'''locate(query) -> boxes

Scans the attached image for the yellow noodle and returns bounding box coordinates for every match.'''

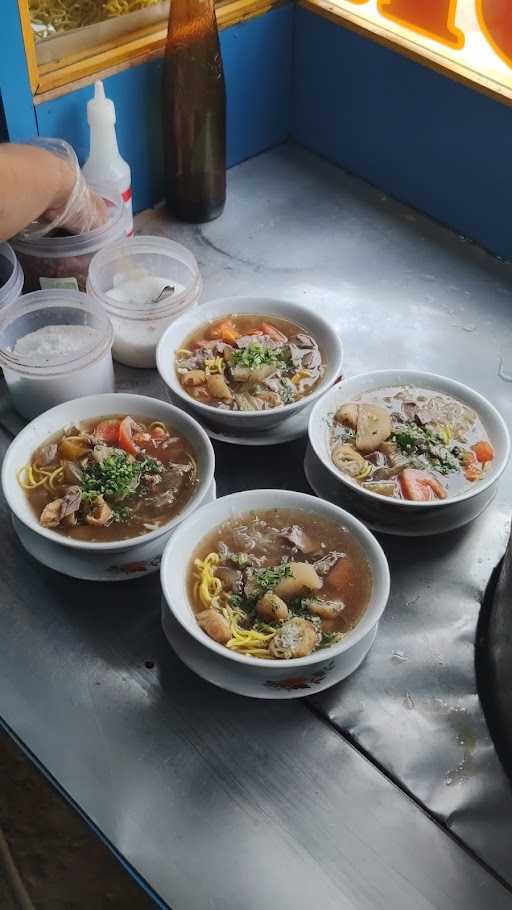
[193,553,222,610]
[17,463,64,491]
[222,605,275,658]
[204,356,225,375]
[193,555,277,658]
[291,369,312,385]
[149,421,168,432]
[29,0,160,32]
[356,462,372,481]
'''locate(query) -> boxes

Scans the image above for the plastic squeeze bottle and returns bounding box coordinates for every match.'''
[82,80,133,236]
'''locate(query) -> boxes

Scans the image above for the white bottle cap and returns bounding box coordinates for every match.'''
[87,80,116,126]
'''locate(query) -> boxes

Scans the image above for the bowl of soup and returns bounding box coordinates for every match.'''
[2,393,215,579]
[160,489,390,697]
[307,370,510,536]
[156,297,344,432]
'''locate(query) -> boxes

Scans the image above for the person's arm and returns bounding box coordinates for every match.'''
[0,143,107,242]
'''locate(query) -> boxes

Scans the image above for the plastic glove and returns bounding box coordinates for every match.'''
[19,138,108,239]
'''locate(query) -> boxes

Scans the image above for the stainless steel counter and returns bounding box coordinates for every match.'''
[1,144,512,908]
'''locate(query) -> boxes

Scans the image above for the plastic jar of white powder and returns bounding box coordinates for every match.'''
[87,235,202,368]
[0,289,115,419]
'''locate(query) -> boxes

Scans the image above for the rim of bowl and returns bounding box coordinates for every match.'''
[308,369,511,509]
[156,296,344,421]
[160,489,391,669]
[2,393,215,552]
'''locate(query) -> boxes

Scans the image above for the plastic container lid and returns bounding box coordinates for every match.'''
[0,243,24,308]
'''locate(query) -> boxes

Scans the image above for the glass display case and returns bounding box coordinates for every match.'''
[19,0,170,94]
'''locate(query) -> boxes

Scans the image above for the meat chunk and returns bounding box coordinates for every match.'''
[335,403,359,429]
[40,498,65,528]
[307,599,345,620]
[61,485,82,517]
[256,591,289,622]
[197,609,231,644]
[62,460,83,484]
[313,551,345,577]
[85,495,113,526]
[281,525,317,554]
[331,443,369,478]
[355,404,392,453]
[39,485,82,528]
[36,442,58,466]
[269,618,319,659]
[182,369,207,387]
[230,363,276,383]
[206,373,232,400]
[215,566,243,595]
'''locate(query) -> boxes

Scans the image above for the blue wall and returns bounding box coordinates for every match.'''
[0,1,38,139]
[34,4,293,213]
[292,6,512,260]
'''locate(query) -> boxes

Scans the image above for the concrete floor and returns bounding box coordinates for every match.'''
[0,731,154,909]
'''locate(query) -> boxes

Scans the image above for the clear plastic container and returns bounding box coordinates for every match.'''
[87,235,202,368]
[0,289,115,419]
[11,194,127,294]
[0,243,24,308]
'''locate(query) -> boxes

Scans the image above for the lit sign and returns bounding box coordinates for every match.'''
[344,0,512,68]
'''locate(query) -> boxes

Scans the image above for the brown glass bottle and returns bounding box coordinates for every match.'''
[162,0,226,223]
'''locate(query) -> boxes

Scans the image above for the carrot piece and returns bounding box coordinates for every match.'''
[95,419,120,444]
[400,468,447,501]
[261,322,287,343]
[472,440,495,464]
[210,320,239,344]
[118,416,140,455]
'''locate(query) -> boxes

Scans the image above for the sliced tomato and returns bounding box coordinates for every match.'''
[472,440,495,464]
[118,416,140,455]
[95,419,120,444]
[400,468,447,501]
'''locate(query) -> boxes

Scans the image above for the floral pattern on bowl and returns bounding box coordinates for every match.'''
[264,660,335,691]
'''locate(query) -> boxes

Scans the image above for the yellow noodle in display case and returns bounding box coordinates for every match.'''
[29,0,161,33]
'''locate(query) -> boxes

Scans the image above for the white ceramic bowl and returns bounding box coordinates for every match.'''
[307,370,511,537]
[2,393,215,575]
[160,489,390,698]
[156,296,344,432]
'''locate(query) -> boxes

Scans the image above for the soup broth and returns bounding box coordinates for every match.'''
[188,508,372,660]
[329,385,495,501]
[19,414,198,542]
[176,313,325,411]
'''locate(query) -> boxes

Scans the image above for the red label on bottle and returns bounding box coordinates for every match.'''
[122,187,133,203]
